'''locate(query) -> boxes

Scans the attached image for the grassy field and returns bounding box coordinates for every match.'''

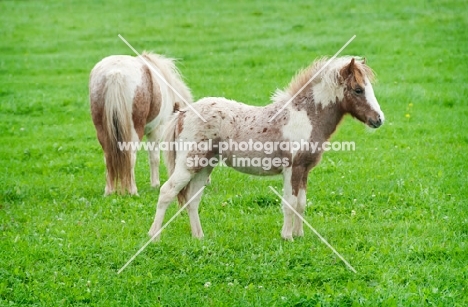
[1,0,467,306]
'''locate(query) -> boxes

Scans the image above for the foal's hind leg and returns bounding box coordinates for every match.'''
[146,126,161,189]
[184,167,213,238]
[292,168,312,237]
[148,166,192,240]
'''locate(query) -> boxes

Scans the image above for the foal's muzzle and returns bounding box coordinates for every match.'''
[368,114,384,128]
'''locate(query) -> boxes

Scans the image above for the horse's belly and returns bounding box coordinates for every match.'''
[232,166,283,176]
[220,152,286,176]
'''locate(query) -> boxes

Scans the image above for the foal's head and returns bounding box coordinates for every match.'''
[339,58,384,128]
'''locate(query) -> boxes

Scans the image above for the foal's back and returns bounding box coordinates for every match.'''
[180,97,281,140]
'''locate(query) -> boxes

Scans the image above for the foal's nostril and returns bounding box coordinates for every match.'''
[369,116,383,128]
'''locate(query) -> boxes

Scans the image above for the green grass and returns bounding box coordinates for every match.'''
[1,0,468,305]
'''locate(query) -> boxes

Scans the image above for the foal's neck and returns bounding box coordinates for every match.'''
[313,102,345,141]
[285,96,345,142]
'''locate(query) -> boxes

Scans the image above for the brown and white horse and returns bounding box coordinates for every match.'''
[89,52,192,195]
[148,56,384,240]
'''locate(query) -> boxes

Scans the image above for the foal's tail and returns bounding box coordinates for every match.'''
[161,114,178,177]
[161,113,189,205]
[103,70,133,193]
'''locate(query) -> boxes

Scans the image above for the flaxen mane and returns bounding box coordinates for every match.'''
[273,56,376,105]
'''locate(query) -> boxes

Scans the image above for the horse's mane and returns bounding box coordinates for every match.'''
[141,51,193,106]
[273,56,375,104]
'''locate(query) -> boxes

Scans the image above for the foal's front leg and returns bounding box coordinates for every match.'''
[292,188,306,237]
[292,168,312,237]
[281,167,297,240]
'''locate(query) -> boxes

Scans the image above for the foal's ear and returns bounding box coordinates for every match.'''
[340,58,356,80]
[362,57,367,64]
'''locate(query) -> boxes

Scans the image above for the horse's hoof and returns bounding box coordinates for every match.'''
[148,231,161,242]
[293,230,304,237]
[192,233,204,239]
[104,188,114,196]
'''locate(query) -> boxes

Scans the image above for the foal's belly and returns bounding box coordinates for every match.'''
[231,165,283,176]
[220,152,286,176]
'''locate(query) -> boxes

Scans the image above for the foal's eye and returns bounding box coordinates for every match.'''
[354,87,364,94]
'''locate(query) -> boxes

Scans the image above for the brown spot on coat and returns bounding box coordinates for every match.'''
[132,66,153,139]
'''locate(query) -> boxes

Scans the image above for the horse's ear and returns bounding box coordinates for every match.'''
[362,57,367,64]
[340,58,356,80]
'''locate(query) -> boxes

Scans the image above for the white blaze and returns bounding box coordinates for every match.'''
[364,77,384,121]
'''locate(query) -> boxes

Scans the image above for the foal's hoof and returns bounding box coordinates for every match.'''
[192,232,204,239]
[147,230,161,242]
[151,181,160,189]
[292,229,304,237]
[281,234,294,242]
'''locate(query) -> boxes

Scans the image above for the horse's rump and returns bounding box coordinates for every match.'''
[90,52,193,195]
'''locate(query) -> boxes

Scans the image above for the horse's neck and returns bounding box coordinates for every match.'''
[261,96,344,142]
[287,98,345,142]
[313,103,345,141]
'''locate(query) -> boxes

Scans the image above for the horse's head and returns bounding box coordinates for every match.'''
[339,58,384,128]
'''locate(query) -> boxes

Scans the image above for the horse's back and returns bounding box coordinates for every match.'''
[188,97,260,119]
[176,97,277,142]
[90,55,146,98]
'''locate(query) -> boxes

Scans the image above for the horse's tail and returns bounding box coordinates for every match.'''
[103,70,133,193]
[161,112,189,206]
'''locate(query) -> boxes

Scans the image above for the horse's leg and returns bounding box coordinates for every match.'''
[292,187,307,237]
[104,153,115,196]
[128,129,139,195]
[96,126,114,195]
[146,126,161,189]
[184,167,212,238]
[293,166,311,237]
[104,155,114,195]
[281,167,297,240]
[148,165,192,241]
